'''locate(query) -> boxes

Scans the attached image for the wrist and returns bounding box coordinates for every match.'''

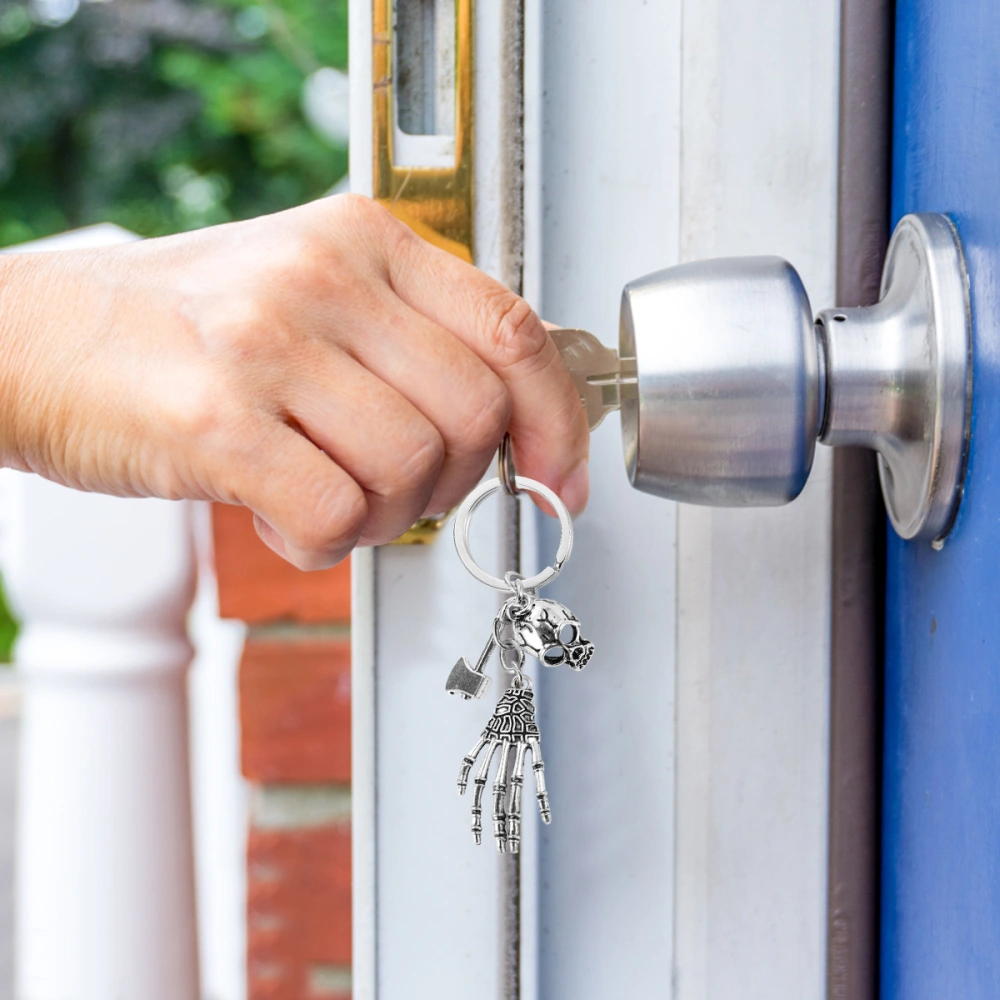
[0,251,105,477]
[0,253,45,471]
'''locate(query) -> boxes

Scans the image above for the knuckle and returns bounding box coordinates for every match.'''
[268,231,329,289]
[334,193,403,247]
[374,430,445,498]
[310,193,413,283]
[197,296,291,361]
[332,484,371,541]
[481,293,549,375]
[452,378,510,455]
[161,368,239,447]
[287,480,369,557]
[333,191,382,224]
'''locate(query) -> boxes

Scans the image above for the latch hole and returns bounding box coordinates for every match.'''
[394,0,455,138]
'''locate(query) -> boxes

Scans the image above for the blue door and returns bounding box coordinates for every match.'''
[884,3,1000,996]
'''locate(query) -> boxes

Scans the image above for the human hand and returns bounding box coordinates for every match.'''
[0,195,590,569]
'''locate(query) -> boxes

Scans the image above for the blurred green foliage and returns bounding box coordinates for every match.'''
[0,583,15,664]
[0,0,348,247]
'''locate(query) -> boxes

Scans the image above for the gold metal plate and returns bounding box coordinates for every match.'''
[373,0,474,262]
[391,511,455,546]
[375,0,474,543]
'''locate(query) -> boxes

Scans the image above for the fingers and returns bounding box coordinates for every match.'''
[492,742,512,854]
[228,422,368,571]
[335,299,510,516]
[472,742,499,846]
[283,348,446,545]
[508,743,528,855]
[528,737,551,824]
[385,220,591,515]
[458,735,488,795]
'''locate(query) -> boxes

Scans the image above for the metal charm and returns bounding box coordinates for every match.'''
[448,475,592,851]
[513,597,594,669]
[458,682,550,853]
[446,634,494,700]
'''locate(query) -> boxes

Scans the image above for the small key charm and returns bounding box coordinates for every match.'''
[448,474,593,852]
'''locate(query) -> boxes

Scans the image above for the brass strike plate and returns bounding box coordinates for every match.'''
[373,0,474,262]
[391,511,454,546]
[375,0,474,544]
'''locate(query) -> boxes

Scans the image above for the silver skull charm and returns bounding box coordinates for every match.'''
[512,598,594,670]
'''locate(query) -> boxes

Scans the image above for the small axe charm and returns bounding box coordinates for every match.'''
[445,634,494,700]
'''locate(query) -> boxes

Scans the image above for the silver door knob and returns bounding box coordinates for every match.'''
[618,212,972,542]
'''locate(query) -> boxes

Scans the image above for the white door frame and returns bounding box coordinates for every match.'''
[352,1,840,996]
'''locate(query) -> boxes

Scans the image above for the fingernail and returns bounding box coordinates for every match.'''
[558,460,590,516]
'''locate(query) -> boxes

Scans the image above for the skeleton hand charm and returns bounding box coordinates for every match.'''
[457,685,551,854]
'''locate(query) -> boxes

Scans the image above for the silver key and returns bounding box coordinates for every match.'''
[549,328,637,430]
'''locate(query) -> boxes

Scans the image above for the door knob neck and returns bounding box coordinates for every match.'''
[817,214,971,540]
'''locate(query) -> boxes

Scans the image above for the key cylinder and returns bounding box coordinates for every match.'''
[619,255,819,508]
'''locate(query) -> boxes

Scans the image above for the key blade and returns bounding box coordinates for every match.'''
[586,361,638,411]
[550,328,617,430]
[550,328,635,430]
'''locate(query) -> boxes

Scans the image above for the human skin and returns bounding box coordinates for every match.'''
[0,194,590,569]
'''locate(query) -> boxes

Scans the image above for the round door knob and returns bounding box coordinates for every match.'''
[619,213,972,542]
[620,255,819,507]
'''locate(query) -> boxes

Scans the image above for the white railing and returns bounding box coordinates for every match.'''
[1,472,199,999]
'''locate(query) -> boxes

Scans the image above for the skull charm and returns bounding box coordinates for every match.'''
[512,598,594,670]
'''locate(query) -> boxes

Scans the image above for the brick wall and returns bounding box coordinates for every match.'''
[213,504,352,1000]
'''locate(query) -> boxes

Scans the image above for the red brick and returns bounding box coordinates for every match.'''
[240,639,350,783]
[213,504,351,624]
[247,823,351,1000]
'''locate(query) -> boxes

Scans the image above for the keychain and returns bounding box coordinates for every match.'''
[446,456,593,853]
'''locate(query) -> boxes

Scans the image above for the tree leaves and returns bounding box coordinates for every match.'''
[0,0,348,245]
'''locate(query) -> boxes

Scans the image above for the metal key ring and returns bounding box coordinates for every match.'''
[497,432,520,496]
[454,476,574,592]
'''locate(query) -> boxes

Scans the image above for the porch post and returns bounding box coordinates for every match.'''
[0,472,200,1000]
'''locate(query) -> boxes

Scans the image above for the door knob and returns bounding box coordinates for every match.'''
[614,212,972,542]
